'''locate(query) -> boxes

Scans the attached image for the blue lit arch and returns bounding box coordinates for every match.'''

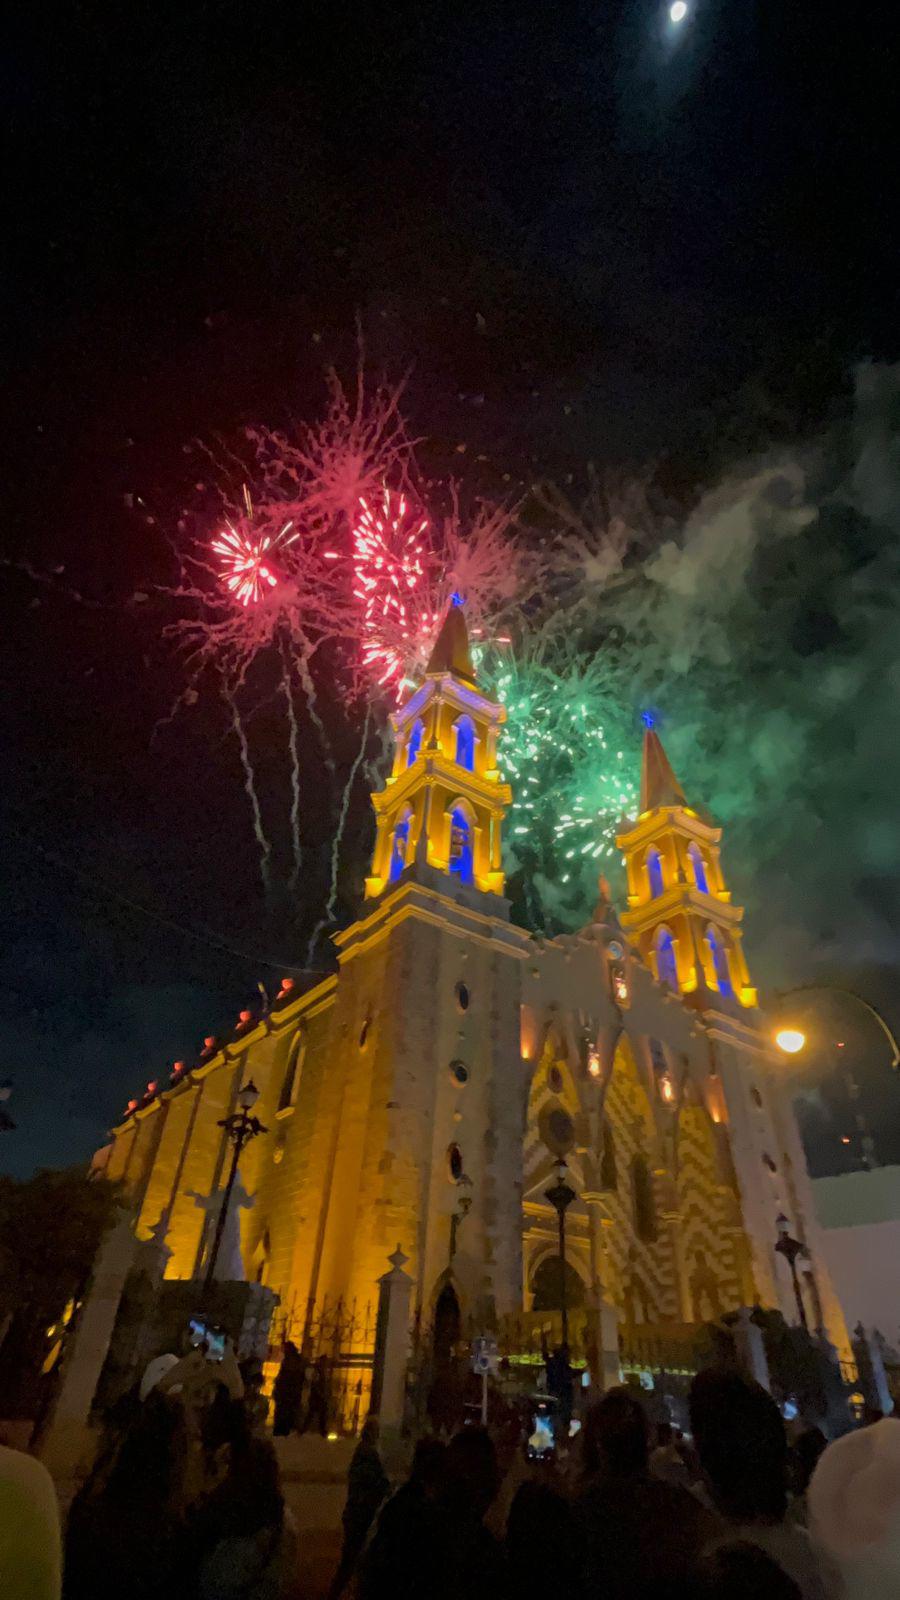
[656,927,678,990]
[646,846,664,898]
[688,842,709,894]
[406,719,424,767]
[448,803,474,885]
[454,715,476,772]
[706,926,733,998]
[389,807,412,881]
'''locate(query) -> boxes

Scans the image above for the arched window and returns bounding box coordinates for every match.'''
[406,719,424,767]
[600,1123,618,1191]
[389,809,411,881]
[646,847,664,898]
[631,1154,657,1243]
[448,807,474,884]
[531,1255,586,1312]
[656,928,678,990]
[278,1031,305,1112]
[688,843,709,894]
[648,1037,668,1076]
[706,926,734,998]
[454,715,475,772]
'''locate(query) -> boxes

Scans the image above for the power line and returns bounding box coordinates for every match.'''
[4,823,329,979]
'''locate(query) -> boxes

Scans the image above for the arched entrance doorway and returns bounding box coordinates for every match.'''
[530,1255,586,1313]
[432,1281,461,1365]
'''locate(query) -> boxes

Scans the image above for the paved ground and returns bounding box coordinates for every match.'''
[292,1527,342,1598]
[276,1435,352,1599]
[32,1424,355,1599]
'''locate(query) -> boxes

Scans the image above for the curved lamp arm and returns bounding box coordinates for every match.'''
[774,984,900,1070]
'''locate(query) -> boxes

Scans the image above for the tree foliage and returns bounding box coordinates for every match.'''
[0,1166,121,1417]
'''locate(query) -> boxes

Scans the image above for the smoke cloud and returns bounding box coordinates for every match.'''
[527,364,900,988]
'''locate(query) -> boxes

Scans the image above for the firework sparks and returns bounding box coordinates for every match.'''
[211,494,298,608]
[477,647,639,917]
[352,486,436,688]
[160,354,540,926]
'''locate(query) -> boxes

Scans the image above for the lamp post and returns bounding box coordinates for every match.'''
[773,985,900,1069]
[774,1213,809,1332]
[203,1079,267,1295]
[772,985,900,1170]
[448,1174,473,1267]
[545,1157,577,1347]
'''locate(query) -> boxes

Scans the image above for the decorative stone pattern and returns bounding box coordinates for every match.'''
[104,615,852,1364]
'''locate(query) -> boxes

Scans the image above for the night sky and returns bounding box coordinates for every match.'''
[3,3,899,1177]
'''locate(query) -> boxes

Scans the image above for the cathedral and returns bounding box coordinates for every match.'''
[105,603,851,1370]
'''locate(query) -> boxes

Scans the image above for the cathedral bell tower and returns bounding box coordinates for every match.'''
[365,601,511,901]
[615,726,757,1009]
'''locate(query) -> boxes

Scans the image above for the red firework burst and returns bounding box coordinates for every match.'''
[211,505,298,608]
[352,486,435,686]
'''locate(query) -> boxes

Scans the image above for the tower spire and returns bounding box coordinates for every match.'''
[364,600,509,901]
[640,727,686,813]
[617,731,757,1010]
[424,600,476,685]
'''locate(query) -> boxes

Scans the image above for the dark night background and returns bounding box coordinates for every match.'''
[2,2,900,1176]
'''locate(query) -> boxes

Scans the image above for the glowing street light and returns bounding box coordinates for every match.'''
[775,1028,806,1056]
[670,1,688,22]
[773,986,900,1070]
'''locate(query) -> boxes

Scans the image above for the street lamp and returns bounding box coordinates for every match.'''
[773,986,900,1069]
[545,1157,577,1348]
[203,1079,267,1294]
[774,1213,809,1332]
[772,985,900,1170]
[448,1173,473,1267]
[774,1028,805,1055]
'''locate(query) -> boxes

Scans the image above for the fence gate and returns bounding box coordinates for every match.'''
[268,1295,376,1436]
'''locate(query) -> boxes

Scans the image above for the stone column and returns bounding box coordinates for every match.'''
[853,1324,894,1417]
[732,1306,770,1392]
[40,1211,138,1477]
[588,1288,620,1392]
[490,811,502,872]
[370,1246,413,1456]
[658,1175,692,1322]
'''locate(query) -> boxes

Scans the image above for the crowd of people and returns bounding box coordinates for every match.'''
[2,1351,900,1599]
[62,1341,295,1600]
[340,1369,900,1600]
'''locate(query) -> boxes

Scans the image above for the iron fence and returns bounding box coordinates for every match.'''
[266,1294,376,1436]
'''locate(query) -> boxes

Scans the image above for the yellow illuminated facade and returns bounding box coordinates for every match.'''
[104,609,851,1368]
[617,727,757,1009]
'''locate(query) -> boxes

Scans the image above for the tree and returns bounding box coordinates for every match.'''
[0,1166,121,1417]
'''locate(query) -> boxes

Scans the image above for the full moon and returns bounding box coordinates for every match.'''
[670,1,688,21]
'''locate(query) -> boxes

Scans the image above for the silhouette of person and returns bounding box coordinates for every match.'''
[328,1417,390,1598]
[272,1342,305,1437]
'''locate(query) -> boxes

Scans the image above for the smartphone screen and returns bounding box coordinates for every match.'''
[527,1404,555,1458]
[205,1327,226,1362]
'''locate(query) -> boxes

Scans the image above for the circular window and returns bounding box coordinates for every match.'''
[751,1087,763,1109]
[450,1059,469,1086]
[541,1106,575,1156]
[455,982,470,1012]
[448,1143,464,1182]
[359,1018,371,1049]
[548,1065,564,1094]
[763,1153,778,1173]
